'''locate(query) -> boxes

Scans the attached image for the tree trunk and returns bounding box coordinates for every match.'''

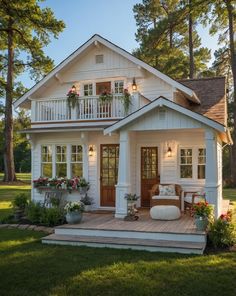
[3,19,16,182]
[226,0,236,184]
[188,0,194,78]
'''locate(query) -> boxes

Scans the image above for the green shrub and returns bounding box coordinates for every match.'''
[0,214,15,224]
[208,212,236,249]
[40,207,65,227]
[26,202,44,224]
[12,193,28,210]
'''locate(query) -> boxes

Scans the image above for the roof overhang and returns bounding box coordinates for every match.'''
[14,34,199,109]
[104,96,231,143]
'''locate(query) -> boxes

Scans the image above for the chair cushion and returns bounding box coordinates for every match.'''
[159,184,176,196]
[184,193,204,204]
[152,195,179,200]
[150,205,181,220]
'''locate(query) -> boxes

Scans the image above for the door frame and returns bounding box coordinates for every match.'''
[140,146,159,207]
[100,143,119,207]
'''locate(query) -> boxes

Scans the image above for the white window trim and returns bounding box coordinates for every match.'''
[179,146,206,181]
[40,144,87,179]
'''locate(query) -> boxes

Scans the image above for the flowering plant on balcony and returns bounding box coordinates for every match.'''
[67,85,79,109]
[99,89,113,103]
[121,88,132,114]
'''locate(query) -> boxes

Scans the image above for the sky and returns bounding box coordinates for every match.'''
[21,0,219,88]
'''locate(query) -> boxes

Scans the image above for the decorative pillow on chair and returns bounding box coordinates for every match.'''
[159,184,176,196]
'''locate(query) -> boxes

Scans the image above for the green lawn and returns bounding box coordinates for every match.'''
[0,228,235,296]
[0,172,31,182]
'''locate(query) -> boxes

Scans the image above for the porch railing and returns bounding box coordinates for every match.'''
[32,95,128,122]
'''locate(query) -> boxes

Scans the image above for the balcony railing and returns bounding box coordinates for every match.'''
[32,95,128,122]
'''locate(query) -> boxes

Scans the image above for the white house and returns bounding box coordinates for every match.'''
[14,34,231,219]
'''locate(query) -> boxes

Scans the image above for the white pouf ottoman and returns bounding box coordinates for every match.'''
[150,205,181,220]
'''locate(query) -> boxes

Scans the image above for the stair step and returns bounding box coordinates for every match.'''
[42,234,206,254]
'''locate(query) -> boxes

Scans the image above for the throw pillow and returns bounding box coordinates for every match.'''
[159,184,176,196]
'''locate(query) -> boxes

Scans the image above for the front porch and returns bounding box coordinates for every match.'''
[42,210,206,254]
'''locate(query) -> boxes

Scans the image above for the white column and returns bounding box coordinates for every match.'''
[115,130,131,218]
[205,128,221,217]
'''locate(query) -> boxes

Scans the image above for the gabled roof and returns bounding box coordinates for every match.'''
[14,34,199,108]
[179,77,227,126]
[104,96,231,143]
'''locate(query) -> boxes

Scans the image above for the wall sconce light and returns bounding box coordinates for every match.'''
[89,145,94,157]
[132,77,137,91]
[167,146,172,157]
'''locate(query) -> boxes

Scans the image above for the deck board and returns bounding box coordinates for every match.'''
[57,210,203,235]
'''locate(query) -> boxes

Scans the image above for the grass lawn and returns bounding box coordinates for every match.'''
[0,228,235,296]
[0,172,31,182]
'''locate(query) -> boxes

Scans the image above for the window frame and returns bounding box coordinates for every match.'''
[179,148,193,179]
[70,144,83,177]
[114,80,124,94]
[41,145,53,178]
[83,83,93,96]
[179,146,206,181]
[197,148,206,180]
[55,145,67,178]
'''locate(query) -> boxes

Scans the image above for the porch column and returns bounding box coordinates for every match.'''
[115,130,131,218]
[205,128,221,217]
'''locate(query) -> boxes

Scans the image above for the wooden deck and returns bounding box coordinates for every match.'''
[57,209,202,235]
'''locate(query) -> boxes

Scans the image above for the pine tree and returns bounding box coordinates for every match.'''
[0,0,65,181]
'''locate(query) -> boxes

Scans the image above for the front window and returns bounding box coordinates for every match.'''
[198,148,206,179]
[114,80,124,94]
[84,84,93,96]
[180,149,193,178]
[56,145,67,177]
[41,145,52,178]
[71,145,83,177]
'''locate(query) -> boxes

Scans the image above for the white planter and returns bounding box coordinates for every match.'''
[84,205,92,212]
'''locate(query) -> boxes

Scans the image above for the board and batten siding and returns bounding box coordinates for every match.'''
[32,44,175,104]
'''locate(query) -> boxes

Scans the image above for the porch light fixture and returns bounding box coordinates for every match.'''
[89,145,94,157]
[167,146,172,157]
[132,77,137,91]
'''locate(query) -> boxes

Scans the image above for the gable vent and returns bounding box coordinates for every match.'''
[95,54,104,64]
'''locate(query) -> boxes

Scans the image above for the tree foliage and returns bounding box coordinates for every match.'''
[0,0,65,181]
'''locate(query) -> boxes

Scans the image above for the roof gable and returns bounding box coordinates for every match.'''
[104,96,228,140]
[14,34,198,108]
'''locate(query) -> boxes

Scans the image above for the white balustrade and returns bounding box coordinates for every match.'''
[33,95,129,122]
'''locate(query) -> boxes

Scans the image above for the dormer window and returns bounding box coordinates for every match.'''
[95,54,104,64]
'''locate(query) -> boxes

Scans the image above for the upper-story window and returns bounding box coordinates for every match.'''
[84,84,93,96]
[114,81,124,94]
[41,145,52,178]
[198,148,206,179]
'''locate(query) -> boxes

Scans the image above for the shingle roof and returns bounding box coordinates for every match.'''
[179,77,227,126]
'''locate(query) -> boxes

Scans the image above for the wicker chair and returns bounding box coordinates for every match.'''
[149,184,182,209]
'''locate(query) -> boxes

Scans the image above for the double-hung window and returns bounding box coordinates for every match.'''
[41,145,52,178]
[56,145,67,177]
[180,148,193,178]
[71,145,83,177]
[198,148,206,179]
[84,84,93,96]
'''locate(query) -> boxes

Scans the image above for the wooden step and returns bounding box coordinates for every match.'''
[42,234,206,254]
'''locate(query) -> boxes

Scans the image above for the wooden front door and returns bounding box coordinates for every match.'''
[100,144,119,207]
[96,81,111,95]
[141,147,159,207]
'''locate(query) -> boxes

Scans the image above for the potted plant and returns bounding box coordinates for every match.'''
[124,193,139,221]
[99,89,113,103]
[80,194,93,212]
[64,201,85,224]
[67,85,79,109]
[121,88,132,114]
[78,177,90,194]
[193,201,213,231]
[12,193,28,220]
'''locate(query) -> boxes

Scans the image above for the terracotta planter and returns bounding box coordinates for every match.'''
[66,211,83,224]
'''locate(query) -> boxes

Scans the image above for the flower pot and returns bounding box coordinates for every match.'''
[194,216,209,231]
[66,211,83,224]
[84,205,92,212]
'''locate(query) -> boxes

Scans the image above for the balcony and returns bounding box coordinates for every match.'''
[32,94,131,123]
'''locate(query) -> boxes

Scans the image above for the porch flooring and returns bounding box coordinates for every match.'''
[57,209,203,235]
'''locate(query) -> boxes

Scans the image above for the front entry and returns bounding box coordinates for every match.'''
[100,144,119,207]
[141,147,159,207]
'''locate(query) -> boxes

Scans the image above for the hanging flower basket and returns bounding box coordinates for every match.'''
[67,85,79,109]
[120,88,132,114]
[99,90,113,103]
